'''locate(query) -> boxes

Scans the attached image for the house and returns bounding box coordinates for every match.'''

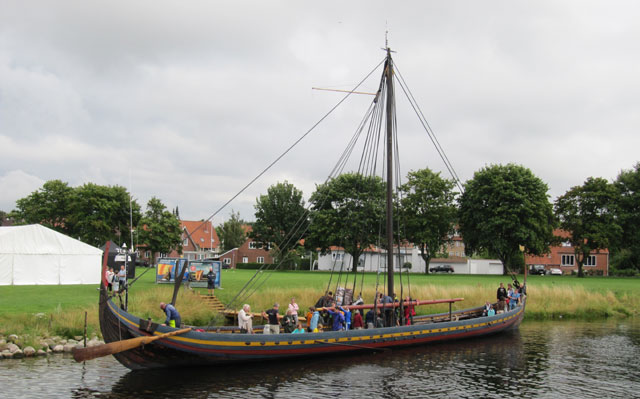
[218,226,273,268]
[525,229,609,276]
[167,220,221,261]
[138,220,220,264]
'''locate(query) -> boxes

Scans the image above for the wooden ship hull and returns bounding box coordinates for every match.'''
[99,285,525,370]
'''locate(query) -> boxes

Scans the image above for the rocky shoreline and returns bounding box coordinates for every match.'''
[0,334,105,360]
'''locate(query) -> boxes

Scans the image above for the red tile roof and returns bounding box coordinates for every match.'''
[181,220,220,250]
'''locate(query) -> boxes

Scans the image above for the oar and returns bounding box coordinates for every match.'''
[73,327,191,363]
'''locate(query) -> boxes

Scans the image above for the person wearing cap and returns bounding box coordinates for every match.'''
[262,303,280,334]
[160,302,181,328]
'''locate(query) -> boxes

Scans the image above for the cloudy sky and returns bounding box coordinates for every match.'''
[1,1,639,225]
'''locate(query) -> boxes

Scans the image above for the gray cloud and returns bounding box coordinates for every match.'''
[1,1,639,225]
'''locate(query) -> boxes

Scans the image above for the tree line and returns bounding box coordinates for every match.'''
[246,163,640,278]
[5,161,640,277]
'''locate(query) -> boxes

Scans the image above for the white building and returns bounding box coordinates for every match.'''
[317,246,503,275]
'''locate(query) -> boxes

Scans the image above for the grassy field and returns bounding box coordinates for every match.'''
[0,267,638,340]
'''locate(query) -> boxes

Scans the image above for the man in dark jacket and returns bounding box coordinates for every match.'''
[496,283,508,312]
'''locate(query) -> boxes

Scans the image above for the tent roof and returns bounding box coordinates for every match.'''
[0,224,102,255]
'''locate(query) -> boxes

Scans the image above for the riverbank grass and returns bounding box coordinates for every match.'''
[1,268,638,340]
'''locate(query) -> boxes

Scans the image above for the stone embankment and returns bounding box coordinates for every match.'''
[0,334,105,360]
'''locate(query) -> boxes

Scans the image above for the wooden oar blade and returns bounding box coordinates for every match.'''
[73,328,191,362]
[73,336,147,362]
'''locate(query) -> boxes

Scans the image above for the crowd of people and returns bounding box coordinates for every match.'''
[233,293,419,335]
[156,283,525,333]
[483,282,525,316]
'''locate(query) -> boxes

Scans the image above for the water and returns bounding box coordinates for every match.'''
[1,320,639,398]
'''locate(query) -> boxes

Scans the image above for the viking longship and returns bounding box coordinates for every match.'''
[78,47,526,370]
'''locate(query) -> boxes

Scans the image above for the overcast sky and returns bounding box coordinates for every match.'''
[1,1,639,225]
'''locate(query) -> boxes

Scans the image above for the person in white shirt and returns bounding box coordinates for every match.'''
[238,304,254,334]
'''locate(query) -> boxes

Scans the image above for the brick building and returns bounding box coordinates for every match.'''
[525,229,609,276]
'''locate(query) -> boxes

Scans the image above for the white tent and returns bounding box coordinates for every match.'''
[0,224,103,285]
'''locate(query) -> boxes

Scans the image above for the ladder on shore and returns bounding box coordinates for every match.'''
[195,292,226,313]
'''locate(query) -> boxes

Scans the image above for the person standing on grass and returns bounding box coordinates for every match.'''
[206,267,216,296]
[117,265,127,293]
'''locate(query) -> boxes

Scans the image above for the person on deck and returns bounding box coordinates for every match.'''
[206,267,216,296]
[281,309,296,333]
[497,283,508,312]
[238,304,254,334]
[482,301,492,317]
[160,302,181,328]
[365,308,375,329]
[309,308,321,332]
[341,307,352,330]
[507,283,514,309]
[292,322,306,334]
[404,297,416,325]
[382,293,394,327]
[510,288,521,310]
[288,297,299,324]
[262,303,280,334]
[326,307,345,331]
[305,306,314,330]
[105,267,114,292]
[352,309,364,329]
[352,293,365,316]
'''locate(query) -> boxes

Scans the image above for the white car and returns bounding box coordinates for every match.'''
[550,268,562,275]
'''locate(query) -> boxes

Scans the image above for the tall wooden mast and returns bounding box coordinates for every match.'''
[385,48,395,297]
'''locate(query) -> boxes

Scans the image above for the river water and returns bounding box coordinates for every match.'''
[1,320,638,398]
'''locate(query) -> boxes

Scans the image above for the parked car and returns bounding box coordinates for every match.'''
[429,265,454,273]
[550,268,562,275]
[530,265,546,275]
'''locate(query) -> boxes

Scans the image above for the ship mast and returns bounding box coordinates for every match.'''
[385,47,395,298]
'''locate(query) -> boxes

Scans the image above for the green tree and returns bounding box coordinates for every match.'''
[71,183,141,247]
[614,162,640,272]
[399,168,458,274]
[138,197,182,263]
[458,164,555,274]
[0,210,8,225]
[216,210,247,251]
[555,177,622,277]
[10,180,74,235]
[306,173,386,273]
[251,181,308,266]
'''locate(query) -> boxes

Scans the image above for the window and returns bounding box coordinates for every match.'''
[223,258,231,265]
[257,256,265,263]
[561,241,571,247]
[183,238,188,246]
[584,255,597,266]
[249,242,257,249]
[561,255,574,266]
[200,238,204,242]
[242,256,248,263]
[332,253,344,261]
[145,251,151,258]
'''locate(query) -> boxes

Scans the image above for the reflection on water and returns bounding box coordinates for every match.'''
[2,320,638,399]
